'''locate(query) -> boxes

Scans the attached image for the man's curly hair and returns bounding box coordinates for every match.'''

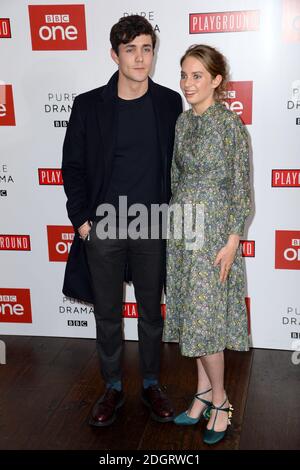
[110,15,156,55]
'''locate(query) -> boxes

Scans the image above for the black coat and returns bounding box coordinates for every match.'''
[61,71,182,303]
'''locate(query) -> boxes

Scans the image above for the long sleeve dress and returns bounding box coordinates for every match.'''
[163,102,251,357]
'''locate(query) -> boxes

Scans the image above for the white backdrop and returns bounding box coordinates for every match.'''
[1,0,299,351]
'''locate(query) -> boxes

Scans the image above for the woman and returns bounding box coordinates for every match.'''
[163,45,251,445]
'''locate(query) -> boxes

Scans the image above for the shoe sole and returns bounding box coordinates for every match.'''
[88,396,126,427]
[141,397,174,423]
[203,435,225,445]
[174,418,200,425]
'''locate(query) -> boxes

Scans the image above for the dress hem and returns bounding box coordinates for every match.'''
[162,338,250,358]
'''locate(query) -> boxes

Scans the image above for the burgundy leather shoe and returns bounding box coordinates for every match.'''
[89,388,125,427]
[141,385,174,423]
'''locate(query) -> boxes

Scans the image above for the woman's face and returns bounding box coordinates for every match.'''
[180,56,221,112]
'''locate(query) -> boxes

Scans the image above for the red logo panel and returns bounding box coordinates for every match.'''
[190,10,260,34]
[282,0,300,43]
[0,19,11,38]
[28,4,87,50]
[39,168,63,185]
[275,230,300,270]
[272,169,300,187]
[0,288,32,323]
[0,85,16,126]
[47,225,74,262]
[223,81,253,125]
[245,296,251,334]
[241,240,255,257]
[122,302,165,318]
[0,235,31,251]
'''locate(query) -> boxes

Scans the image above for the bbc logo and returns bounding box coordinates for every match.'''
[0,190,7,196]
[225,90,236,99]
[67,320,88,327]
[45,14,70,23]
[291,332,299,339]
[296,118,300,125]
[54,120,68,127]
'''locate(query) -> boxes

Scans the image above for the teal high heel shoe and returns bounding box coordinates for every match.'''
[174,388,212,425]
[203,395,233,445]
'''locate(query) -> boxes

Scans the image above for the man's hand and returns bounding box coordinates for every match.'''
[78,221,91,240]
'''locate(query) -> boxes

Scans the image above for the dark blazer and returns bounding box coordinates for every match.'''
[61,71,182,303]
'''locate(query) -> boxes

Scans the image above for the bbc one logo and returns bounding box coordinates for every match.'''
[0,84,16,126]
[189,10,260,34]
[0,289,32,323]
[223,81,253,125]
[28,4,87,50]
[47,225,74,262]
[275,231,300,270]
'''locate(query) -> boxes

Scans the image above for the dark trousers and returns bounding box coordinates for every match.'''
[84,219,164,384]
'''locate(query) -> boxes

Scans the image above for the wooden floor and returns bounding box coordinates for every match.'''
[0,335,299,450]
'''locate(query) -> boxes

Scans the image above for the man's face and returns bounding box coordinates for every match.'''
[111,34,154,84]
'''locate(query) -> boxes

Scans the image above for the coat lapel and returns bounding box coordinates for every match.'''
[95,72,118,196]
[149,78,169,181]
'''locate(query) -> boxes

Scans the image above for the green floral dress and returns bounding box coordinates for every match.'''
[163,102,251,357]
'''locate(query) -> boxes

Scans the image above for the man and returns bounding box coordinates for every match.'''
[62,15,182,427]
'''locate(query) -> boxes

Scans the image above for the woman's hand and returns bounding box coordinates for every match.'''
[213,234,240,283]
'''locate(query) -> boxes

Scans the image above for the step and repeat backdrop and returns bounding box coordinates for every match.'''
[0,0,299,350]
